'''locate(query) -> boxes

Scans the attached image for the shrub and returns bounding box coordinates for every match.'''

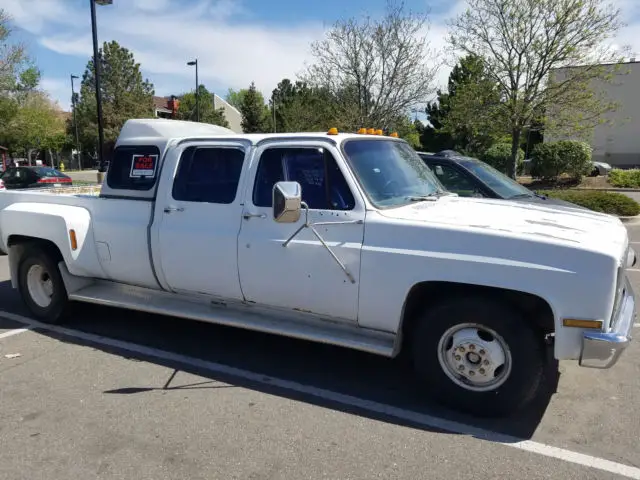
[531,141,592,181]
[480,143,524,175]
[608,169,640,188]
[535,189,640,216]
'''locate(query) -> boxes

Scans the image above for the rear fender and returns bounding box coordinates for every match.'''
[1,202,105,283]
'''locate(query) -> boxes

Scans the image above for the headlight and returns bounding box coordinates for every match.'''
[627,247,636,268]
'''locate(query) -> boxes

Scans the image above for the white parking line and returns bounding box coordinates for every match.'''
[0,309,639,479]
[627,269,640,273]
[0,327,31,340]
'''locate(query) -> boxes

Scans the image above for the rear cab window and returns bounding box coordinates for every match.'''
[107,146,161,191]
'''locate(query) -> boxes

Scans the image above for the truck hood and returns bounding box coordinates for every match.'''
[378,195,628,255]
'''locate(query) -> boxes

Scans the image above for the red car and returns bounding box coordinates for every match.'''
[0,166,72,190]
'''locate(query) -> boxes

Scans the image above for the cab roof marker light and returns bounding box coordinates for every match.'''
[327,127,339,135]
[367,128,375,135]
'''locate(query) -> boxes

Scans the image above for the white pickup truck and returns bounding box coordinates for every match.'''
[0,119,635,417]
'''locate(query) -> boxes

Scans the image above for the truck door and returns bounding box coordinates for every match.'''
[237,142,365,322]
[155,143,247,300]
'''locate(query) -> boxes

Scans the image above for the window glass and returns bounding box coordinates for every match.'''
[430,163,484,197]
[107,146,161,191]
[342,139,443,207]
[172,147,245,204]
[253,147,355,210]
[458,159,534,199]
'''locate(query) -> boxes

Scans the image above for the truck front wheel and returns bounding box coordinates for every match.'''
[411,296,546,417]
[17,246,70,324]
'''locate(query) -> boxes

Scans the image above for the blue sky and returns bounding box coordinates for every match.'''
[2,0,638,111]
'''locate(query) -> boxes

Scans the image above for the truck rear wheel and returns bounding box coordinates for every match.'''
[17,246,70,324]
[411,296,546,417]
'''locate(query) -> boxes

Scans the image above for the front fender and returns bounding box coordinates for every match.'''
[1,202,105,283]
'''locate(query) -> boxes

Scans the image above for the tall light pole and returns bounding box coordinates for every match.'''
[91,0,112,179]
[187,59,199,122]
[70,74,81,170]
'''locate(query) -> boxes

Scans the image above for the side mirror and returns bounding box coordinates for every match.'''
[273,181,302,223]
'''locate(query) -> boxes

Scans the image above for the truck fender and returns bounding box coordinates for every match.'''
[1,202,105,286]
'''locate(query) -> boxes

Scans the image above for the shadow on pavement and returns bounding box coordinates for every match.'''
[0,280,559,442]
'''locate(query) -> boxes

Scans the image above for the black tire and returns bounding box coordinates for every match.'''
[411,296,546,418]
[17,245,70,324]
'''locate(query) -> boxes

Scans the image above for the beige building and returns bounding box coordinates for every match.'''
[152,94,243,134]
[546,60,640,168]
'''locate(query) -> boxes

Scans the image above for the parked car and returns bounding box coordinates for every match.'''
[0,119,635,418]
[417,151,580,208]
[0,166,72,190]
[0,178,5,191]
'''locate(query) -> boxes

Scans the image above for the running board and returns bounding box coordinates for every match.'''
[69,282,396,357]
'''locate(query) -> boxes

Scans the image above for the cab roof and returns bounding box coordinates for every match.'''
[115,118,403,147]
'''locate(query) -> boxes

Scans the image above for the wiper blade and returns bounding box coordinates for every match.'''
[407,191,446,202]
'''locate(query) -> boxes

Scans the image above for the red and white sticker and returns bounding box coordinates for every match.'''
[130,154,158,178]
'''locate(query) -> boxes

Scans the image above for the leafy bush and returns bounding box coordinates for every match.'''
[480,143,524,175]
[531,140,592,181]
[608,169,640,188]
[536,190,640,216]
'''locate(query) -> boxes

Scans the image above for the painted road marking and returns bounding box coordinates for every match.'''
[1,310,639,479]
[627,269,640,273]
[634,323,640,328]
[0,327,31,340]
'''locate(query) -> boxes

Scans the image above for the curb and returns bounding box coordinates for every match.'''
[573,187,640,193]
[619,215,640,224]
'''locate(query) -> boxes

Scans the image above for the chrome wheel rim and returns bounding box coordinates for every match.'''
[437,323,512,392]
[26,264,54,308]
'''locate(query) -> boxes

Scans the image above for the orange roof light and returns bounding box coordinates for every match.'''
[357,128,367,134]
[375,129,383,135]
[327,127,339,135]
[389,132,399,138]
[367,128,375,135]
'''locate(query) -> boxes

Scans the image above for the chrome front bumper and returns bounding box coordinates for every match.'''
[580,277,636,369]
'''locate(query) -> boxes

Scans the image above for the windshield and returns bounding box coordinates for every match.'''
[31,167,65,177]
[458,159,533,199]
[342,139,444,207]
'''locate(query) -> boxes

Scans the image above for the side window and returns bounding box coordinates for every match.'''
[172,147,245,204]
[107,145,161,191]
[252,147,355,210]
[431,163,484,197]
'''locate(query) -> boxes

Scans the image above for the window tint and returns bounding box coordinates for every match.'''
[173,147,245,204]
[252,147,355,210]
[430,163,484,197]
[107,145,161,191]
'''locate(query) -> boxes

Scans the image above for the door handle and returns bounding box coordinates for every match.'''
[243,211,266,220]
[164,206,185,213]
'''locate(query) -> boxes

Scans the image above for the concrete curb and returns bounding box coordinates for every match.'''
[573,187,640,193]
[619,215,640,224]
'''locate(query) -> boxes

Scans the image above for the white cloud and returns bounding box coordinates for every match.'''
[40,76,71,110]
[4,0,639,114]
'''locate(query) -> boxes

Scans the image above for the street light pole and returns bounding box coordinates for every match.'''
[187,59,199,122]
[70,74,81,170]
[90,0,112,177]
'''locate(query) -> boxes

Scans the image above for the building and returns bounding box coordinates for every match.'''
[546,60,640,168]
[152,94,243,134]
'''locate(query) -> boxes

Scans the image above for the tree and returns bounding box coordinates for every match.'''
[239,82,268,133]
[0,9,41,130]
[74,40,155,152]
[448,0,625,178]
[174,85,229,127]
[225,88,248,109]
[270,79,337,132]
[303,0,437,130]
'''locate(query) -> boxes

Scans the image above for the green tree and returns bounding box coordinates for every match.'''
[225,88,248,109]
[303,0,437,130]
[270,79,336,132]
[239,82,268,133]
[448,0,625,178]
[421,54,502,155]
[0,9,41,130]
[174,85,229,127]
[74,40,155,152]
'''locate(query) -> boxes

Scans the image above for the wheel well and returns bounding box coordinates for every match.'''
[401,281,555,348]
[7,235,64,263]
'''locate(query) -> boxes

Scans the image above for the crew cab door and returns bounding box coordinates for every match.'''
[237,142,365,322]
[154,143,247,300]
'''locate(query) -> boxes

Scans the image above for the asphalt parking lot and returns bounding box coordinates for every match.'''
[1,226,640,479]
